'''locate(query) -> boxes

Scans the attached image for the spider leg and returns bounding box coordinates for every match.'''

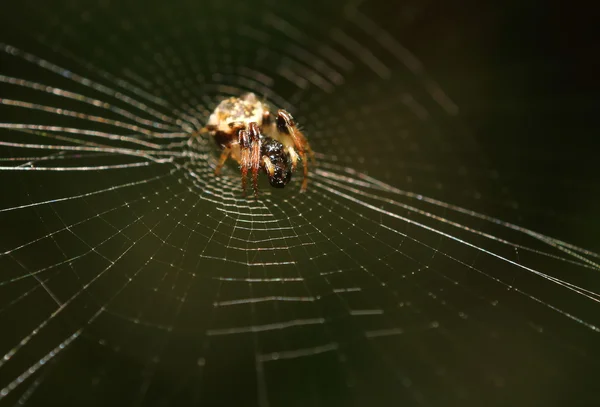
[262,156,275,178]
[262,109,272,126]
[238,129,250,195]
[276,109,313,192]
[300,153,308,192]
[248,122,262,198]
[276,109,315,161]
[190,126,208,138]
[187,125,215,147]
[214,146,231,176]
[287,146,299,172]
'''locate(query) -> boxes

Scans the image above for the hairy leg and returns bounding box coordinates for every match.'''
[187,125,214,147]
[262,156,275,178]
[287,146,299,171]
[214,147,231,176]
[238,129,250,195]
[248,122,262,198]
[276,109,313,192]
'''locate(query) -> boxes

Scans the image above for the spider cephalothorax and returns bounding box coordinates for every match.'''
[195,92,314,197]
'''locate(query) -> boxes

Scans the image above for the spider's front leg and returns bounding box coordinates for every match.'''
[238,128,250,194]
[247,122,262,198]
[276,110,314,192]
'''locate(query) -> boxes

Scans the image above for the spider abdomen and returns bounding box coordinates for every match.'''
[206,92,266,134]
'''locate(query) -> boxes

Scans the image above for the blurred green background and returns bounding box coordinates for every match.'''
[0,1,598,406]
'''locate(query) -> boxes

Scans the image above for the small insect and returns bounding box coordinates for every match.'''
[194,92,314,197]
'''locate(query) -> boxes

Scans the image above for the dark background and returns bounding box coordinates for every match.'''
[0,0,598,406]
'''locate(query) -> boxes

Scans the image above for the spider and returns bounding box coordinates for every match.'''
[193,92,314,197]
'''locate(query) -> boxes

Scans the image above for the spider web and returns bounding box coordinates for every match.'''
[0,0,599,406]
